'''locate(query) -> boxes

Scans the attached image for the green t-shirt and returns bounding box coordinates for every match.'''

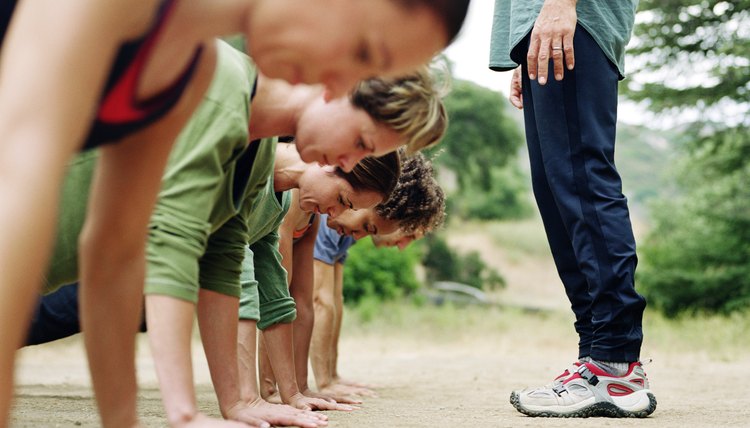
[489,0,637,77]
[44,40,275,304]
[238,176,296,329]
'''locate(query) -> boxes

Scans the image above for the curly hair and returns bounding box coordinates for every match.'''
[376,150,445,233]
[335,151,401,201]
[350,66,448,156]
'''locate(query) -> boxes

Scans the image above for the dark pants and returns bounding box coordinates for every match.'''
[512,26,646,362]
[25,283,147,347]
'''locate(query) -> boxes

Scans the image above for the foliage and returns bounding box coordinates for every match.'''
[427,78,530,220]
[614,124,680,206]
[626,0,750,316]
[421,233,505,291]
[461,165,532,220]
[638,135,750,316]
[342,238,421,304]
[626,0,750,125]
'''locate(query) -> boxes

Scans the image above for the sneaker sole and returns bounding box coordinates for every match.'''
[509,391,657,418]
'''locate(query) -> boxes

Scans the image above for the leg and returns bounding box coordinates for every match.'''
[520,61,594,358]
[524,27,645,362]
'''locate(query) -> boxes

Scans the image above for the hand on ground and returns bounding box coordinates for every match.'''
[287,392,357,411]
[332,376,378,390]
[302,387,362,405]
[228,398,327,428]
[321,382,378,398]
[177,411,266,428]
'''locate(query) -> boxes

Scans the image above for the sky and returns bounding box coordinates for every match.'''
[443,0,512,97]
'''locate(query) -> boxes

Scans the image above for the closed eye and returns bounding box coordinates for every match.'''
[355,40,372,65]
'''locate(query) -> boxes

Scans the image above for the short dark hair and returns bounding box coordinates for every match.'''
[335,151,402,201]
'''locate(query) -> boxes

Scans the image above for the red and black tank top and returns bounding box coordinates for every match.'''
[293,214,317,243]
[1,0,203,150]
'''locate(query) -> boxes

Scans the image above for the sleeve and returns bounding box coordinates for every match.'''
[239,246,261,321]
[312,215,339,265]
[253,231,296,330]
[198,214,249,299]
[489,0,519,71]
[145,98,248,303]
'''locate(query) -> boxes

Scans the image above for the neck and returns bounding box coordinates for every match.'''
[272,144,308,192]
[249,76,324,141]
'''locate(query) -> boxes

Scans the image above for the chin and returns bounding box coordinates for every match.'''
[296,146,314,163]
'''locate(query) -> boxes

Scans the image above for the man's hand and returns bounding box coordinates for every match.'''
[287,392,357,411]
[320,382,378,399]
[302,387,363,405]
[226,398,328,428]
[509,68,523,109]
[528,0,577,84]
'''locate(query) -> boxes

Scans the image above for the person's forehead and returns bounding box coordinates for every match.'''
[372,215,400,235]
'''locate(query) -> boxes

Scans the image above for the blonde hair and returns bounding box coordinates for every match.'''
[350,66,448,155]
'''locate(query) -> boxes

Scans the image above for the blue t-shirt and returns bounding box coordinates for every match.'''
[313,214,356,265]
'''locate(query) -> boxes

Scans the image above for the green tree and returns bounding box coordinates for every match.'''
[342,238,421,304]
[427,79,530,220]
[421,234,505,291]
[626,0,750,315]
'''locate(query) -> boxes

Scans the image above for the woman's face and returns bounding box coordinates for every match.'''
[297,165,384,218]
[325,208,400,240]
[246,0,447,98]
[294,97,403,172]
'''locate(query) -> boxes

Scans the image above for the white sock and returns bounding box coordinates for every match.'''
[592,360,629,376]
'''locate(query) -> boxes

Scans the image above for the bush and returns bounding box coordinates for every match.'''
[639,166,750,317]
[342,238,421,304]
[421,234,505,290]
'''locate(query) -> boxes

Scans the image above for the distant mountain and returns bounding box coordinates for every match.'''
[615,123,677,210]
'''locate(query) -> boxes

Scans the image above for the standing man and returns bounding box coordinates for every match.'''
[490,0,657,418]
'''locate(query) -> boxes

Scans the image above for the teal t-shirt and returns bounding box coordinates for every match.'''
[237,176,297,330]
[43,40,274,304]
[489,0,637,77]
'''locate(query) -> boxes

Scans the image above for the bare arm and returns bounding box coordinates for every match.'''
[0,4,137,420]
[255,196,300,399]
[310,261,337,389]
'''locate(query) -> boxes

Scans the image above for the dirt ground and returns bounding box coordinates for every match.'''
[11,227,750,427]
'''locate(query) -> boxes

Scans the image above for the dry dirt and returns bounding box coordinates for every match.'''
[11,227,750,427]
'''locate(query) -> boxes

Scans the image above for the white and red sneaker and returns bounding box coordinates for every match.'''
[509,361,582,403]
[510,362,657,418]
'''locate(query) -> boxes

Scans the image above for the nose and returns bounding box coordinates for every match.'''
[338,153,364,173]
[328,205,343,219]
